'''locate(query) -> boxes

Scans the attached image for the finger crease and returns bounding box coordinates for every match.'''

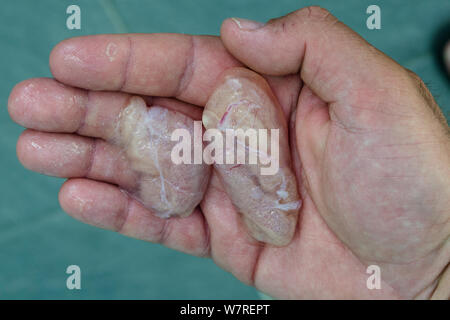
[158,218,171,245]
[175,35,196,98]
[85,138,98,178]
[116,191,132,233]
[199,213,211,257]
[118,36,133,92]
[249,244,264,286]
[76,90,91,134]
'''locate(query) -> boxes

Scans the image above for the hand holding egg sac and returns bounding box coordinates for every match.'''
[114,68,300,246]
[203,67,301,246]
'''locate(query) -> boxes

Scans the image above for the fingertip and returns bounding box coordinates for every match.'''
[16,130,92,177]
[58,178,128,230]
[8,78,86,132]
[58,178,74,212]
[15,129,50,174]
[49,35,129,90]
[58,178,89,215]
[58,178,90,223]
[49,37,83,85]
[220,16,296,76]
[8,79,52,125]
[48,38,67,80]
[219,18,243,61]
[221,17,264,36]
[220,18,240,38]
[8,79,30,124]
[220,19,264,74]
[16,129,34,170]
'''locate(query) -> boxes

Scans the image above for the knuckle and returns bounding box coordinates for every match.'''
[297,6,333,22]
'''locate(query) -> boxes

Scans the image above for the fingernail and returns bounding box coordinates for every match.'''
[231,17,264,30]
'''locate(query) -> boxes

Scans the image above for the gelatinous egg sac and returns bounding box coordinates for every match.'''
[113,97,211,218]
[203,67,301,246]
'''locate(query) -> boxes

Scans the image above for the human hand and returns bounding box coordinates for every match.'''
[219,7,450,299]
[8,7,450,299]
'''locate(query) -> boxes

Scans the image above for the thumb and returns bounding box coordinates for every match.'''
[220,6,410,107]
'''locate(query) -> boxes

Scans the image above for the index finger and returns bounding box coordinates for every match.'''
[49,34,240,106]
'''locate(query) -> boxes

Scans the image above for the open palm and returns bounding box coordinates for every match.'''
[8,8,450,300]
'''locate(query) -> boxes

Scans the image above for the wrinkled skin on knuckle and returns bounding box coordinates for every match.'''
[113,96,211,218]
[203,67,301,246]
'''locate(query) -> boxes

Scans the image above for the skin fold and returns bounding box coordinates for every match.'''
[203,67,301,246]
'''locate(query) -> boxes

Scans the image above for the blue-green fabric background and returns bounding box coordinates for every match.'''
[0,0,448,299]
